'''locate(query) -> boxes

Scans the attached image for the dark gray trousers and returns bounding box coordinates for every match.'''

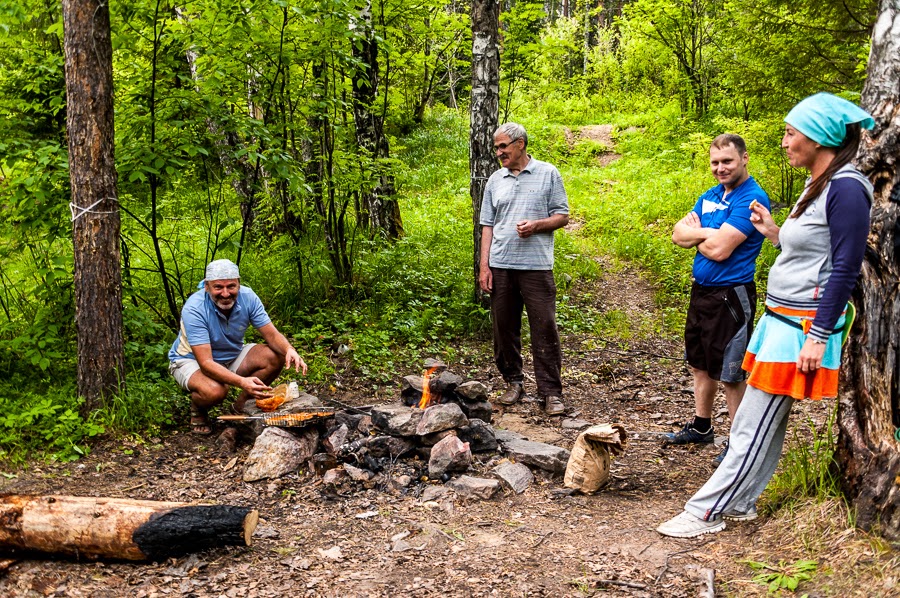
[490,268,562,398]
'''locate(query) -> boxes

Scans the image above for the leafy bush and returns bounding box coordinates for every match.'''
[0,387,104,465]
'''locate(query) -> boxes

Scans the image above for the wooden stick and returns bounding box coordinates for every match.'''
[0,494,258,561]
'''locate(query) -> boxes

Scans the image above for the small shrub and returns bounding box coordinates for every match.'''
[763,406,841,513]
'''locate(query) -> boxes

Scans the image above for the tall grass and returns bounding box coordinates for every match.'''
[762,404,843,513]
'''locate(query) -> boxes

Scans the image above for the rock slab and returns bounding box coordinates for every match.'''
[244,427,318,482]
[455,380,490,401]
[492,461,534,494]
[371,404,423,437]
[416,403,468,436]
[499,437,570,475]
[457,419,498,453]
[446,475,501,500]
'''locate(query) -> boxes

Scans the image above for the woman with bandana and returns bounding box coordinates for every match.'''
[657,93,876,538]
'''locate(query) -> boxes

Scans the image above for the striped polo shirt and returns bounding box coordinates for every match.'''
[479,157,569,270]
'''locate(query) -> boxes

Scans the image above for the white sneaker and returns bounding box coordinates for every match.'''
[657,511,726,538]
[723,507,758,521]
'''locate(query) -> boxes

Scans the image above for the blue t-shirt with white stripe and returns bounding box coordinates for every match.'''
[691,176,769,286]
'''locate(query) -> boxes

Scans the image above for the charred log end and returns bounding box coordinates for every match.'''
[133,506,259,561]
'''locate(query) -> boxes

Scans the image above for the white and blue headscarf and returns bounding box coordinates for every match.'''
[198,259,240,288]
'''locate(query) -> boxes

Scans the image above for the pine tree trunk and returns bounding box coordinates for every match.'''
[470,0,500,306]
[0,495,258,561]
[836,0,900,542]
[62,0,124,409]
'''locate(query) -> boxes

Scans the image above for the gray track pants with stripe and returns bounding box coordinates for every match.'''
[684,385,795,520]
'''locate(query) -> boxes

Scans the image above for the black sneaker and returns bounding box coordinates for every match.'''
[712,440,728,467]
[664,422,714,445]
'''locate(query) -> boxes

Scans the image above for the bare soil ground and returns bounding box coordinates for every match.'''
[2,128,897,597]
[3,263,896,597]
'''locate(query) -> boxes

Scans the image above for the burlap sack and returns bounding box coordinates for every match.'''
[564,423,627,493]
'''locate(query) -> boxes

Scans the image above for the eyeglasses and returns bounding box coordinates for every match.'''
[493,139,520,151]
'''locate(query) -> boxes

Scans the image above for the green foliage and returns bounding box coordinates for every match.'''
[742,558,818,594]
[0,389,104,464]
[93,375,182,436]
[0,0,877,467]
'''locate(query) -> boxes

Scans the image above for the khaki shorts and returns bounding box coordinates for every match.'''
[168,344,256,391]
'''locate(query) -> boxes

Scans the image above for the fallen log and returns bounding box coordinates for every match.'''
[0,495,258,561]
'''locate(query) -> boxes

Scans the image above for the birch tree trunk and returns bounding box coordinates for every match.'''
[470,0,500,305]
[837,0,900,541]
[62,0,124,409]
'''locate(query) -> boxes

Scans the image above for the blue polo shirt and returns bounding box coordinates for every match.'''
[167,285,271,364]
[691,176,770,286]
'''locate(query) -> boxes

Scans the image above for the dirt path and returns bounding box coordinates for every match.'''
[0,265,783,597]
[1,127,894,597]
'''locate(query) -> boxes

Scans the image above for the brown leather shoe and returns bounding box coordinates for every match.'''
[544,395,565,416]
[498,383,524,405]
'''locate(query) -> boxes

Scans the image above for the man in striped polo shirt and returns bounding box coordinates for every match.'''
[479,123,570,415]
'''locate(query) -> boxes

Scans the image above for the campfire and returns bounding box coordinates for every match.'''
[229,359,571,501]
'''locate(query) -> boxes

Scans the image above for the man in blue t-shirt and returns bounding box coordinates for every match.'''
[168,259,307,435]
[668,134,770,464]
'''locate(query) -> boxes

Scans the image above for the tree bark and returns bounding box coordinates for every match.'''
[837,0,900,542]
[352,1,403,241]
[62,0,125,409]
[0,495,258,561]
[470,0,500,306]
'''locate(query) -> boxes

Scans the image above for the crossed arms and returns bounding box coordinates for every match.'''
[672,211,748,262]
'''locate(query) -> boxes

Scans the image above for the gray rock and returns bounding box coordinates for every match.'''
[457,419,498,453]
[428,435,472,478]
[253,525,279,539]
[392,474,413,489]
[499,437,570,475]
[431,370,463,395]
[344,463,374,482]
[416,403,468,436]
[420,429,457,447]
[423,358,448,371]
[493,427,527,443]
[458,400,493,424]
[334,411,364,431]
[400,375,425,398]
[371,404,423,437]
[356,415,374,435]
[561,418,592,431]
[322,468,348,485]
[492,461,534,494]
[367,435,416,458]
[446,475,501,500]
[243,427,318,482]
[455,380,490,402]
[321,423,350,454]
[420,485,451,502]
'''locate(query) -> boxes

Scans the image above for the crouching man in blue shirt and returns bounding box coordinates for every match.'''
[168,259,307,435]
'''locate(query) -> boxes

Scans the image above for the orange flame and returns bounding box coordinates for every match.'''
[417,366,440,409]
